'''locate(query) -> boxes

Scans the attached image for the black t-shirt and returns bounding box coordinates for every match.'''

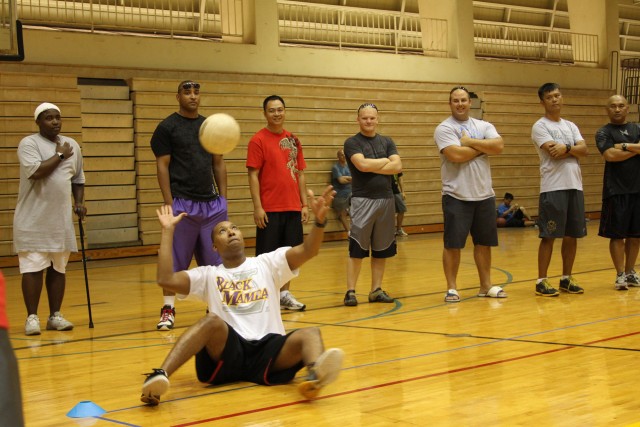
[595,122,640,199]
[150,113,218,201]
[343,133,398,199]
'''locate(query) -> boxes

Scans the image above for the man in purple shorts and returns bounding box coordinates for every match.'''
[595,95,640,291]
[151,81,228,330]
[434,86,506,302]
[140,186,343,405]
[342,103,402,306]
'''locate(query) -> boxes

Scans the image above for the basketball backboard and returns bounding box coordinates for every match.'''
[1,0,24,61]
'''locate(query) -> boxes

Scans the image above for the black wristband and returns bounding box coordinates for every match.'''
[314,220,326,228]
[565,144,571,153]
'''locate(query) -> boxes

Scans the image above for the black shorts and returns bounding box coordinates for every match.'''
[442,195,498,249]
[599,193,640,239]
[538,190,586,238]
[255,211,303,255]
[195,326,304,386]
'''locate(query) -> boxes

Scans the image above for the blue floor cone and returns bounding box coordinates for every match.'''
[67,401,106,418]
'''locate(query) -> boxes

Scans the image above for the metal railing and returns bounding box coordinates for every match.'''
[16,0,243,39]
[277,0,448,57]
[474,22,599,65]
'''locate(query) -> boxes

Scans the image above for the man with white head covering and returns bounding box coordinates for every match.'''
[13,102,86,335]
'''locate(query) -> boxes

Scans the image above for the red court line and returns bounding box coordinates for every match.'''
[172,330,640,427]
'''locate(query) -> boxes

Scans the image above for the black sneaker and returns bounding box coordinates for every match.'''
[368,288,394,303]
[559,276,584,294]
[344,290,358,306]
[141,368,170,406]
[535,279,559,297]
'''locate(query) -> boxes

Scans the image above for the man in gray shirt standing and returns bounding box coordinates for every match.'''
[434,87,506,303]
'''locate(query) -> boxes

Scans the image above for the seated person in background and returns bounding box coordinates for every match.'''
[497,192,535,227]
[331,149,352,232]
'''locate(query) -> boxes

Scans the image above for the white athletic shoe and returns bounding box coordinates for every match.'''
[25,314,41,336]
[298,348,345,400]
[46,312,74,331]
[280,292,306,311]
[141,368,170,406]
[615,273,628,291]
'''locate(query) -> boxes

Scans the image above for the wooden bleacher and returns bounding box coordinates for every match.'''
[0,71,616,267]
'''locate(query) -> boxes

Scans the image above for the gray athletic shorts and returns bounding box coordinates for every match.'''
[538,190,586,238]
[394,193,407,213]
[442,195,498,249]
[349,197,396,258]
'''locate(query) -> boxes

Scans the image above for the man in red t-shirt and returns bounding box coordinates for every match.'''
[247,95,308,311]
[0,271,25,426]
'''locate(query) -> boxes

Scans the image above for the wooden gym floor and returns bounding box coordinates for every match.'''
[4,221,640,426]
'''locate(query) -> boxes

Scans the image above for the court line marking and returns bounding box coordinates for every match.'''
[167,330,640,426]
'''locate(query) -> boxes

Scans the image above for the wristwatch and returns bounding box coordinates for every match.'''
[565,143,571,153]
[622,143,628,152]
[56,152,65,160]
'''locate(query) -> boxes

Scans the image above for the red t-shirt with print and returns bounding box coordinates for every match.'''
[246,128,307,212]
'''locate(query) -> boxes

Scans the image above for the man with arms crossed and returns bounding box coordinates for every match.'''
[531,83,588,297]
[595,95,640,291]
[343,103,401,306]
[434,87,506,302]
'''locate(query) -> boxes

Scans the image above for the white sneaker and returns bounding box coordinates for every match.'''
[46,312,74,331]
[280,292,306,311]
[615,273,628,291]
[156,305,175,330]
[25,314,41,336]
[626,270,640,287]
[395,228,408,237]
[141,368,170,406]
[298,348,344,399]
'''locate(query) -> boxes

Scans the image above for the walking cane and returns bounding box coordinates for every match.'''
[78,219,94,328]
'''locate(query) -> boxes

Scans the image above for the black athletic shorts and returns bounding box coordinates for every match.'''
[255,211,303,255]
[195,326,304,386]
[599,193,640,239]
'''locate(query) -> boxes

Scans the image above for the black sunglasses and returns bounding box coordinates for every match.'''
[180,82,200,91]
[358,103,378,112]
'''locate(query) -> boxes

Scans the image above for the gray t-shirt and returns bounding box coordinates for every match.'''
[531,117,584,193]
[13,133,85,252]
[434,116,499,201]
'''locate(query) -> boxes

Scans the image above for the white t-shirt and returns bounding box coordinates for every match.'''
[180,247,298,341]
[13,133,85,253]
[434,116,499,201]
[531,117,584,193]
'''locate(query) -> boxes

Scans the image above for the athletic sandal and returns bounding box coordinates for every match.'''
[298,348,345,400]
[477,286,507,298]
[444,289,460,303]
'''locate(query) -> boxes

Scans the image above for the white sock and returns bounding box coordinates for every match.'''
[280,290,290,298]
[536,278,547,284]
[561,275,570,280]
[163,296,175,308]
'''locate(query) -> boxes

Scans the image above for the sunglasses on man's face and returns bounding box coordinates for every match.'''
[181,82,200,91]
